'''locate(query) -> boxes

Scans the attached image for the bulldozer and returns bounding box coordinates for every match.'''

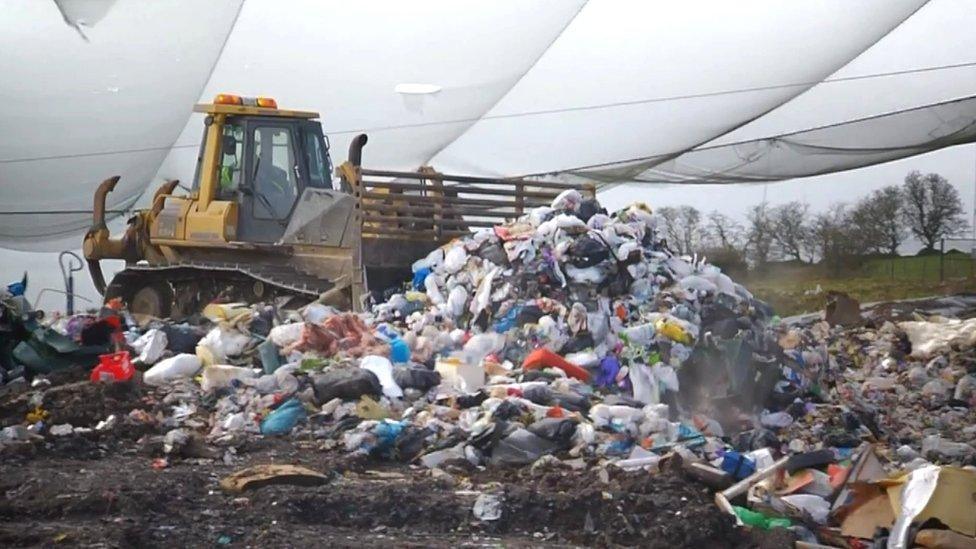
[83,94,595,319]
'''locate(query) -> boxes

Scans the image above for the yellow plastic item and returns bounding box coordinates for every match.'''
[355,396,389,420]
[202,302,252,323]
[196,344,216,368]
[655,318,693,344]
[404,291,428,303]
[26,406,49,423]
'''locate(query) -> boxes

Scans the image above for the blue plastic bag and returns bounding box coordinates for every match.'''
[594,356,620,387]
[492,305,522,333]
[389,338,410,364]
[260,398,306,435]
[412,267,431,291]
[373,420,405,452]
[721,450,756,480]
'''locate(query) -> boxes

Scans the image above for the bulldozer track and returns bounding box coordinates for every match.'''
[104,261,335,318]
[120,261,334,297]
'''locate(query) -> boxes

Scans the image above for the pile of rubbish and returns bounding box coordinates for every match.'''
[2,191,975,548]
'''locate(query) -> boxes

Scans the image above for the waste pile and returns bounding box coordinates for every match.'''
[2,191,975,548]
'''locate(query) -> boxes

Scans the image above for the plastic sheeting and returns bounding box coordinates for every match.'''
[1,0,967,251]
[153,0,587,186]
[0,1,243,250]
[432,0,929,176]
[563,0,976,184]
[578,95,976,184]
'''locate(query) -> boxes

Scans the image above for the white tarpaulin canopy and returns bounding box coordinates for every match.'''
[2,0,973,251]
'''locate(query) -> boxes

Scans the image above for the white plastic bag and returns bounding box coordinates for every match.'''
[360,355,403,399]
[200,364,256,392]
[443,245,468,274]
[550,189,582,211]
[143,353,202,386]
[629,363,660,405]
[197,326,251,364]
[781,494,830,524]
[132,328,167,365]
[268,322,304,348]
[447,286,468,319]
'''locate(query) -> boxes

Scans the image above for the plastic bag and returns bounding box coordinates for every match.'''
[435,356,485,393]
[447,286,468,319]
[359,355,403,399]
[197,326,251,364]
[143,353,202,386]
[443,245,468,274]
[629,363,659,405]
[489,428,559,466]
[268,322,304,348]
[260,398,306,435]
[389,337,410,364]
[131,329,167,365]
[312,367,382,404]
[550,189,582,211]
[201,364,256,392]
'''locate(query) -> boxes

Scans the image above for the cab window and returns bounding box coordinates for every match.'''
[218,122,244,199]
[304,128,331,188]
[250,125,298,219]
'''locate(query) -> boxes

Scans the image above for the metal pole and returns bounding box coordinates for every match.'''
[940,238,945,282]
[66,275,74,315]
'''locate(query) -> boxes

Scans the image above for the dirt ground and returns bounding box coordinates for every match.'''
[0,372,780,548]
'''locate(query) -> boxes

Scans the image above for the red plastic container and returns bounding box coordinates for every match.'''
[90,351,134,383]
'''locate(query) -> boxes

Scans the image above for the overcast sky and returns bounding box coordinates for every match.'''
[6,142,974,313]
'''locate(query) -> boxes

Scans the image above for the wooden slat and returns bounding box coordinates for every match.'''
[361,181,564,199]
[360,169,587,191]
[361,214,496,228]
[362,203,522,218]
[361,191,552,209]
[363,227,471,239]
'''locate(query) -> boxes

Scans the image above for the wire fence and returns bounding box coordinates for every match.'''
[858,238,976,282]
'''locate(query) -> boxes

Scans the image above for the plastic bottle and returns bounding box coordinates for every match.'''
[733,506,792,530]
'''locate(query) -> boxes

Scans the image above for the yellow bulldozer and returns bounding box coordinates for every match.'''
[83,94,594,318]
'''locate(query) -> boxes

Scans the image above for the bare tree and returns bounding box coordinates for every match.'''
[705,211,744,249]
[901,171,968,251]
[809,205,864,274]
[657,205,703,255]
[675,205,703,254]
[850,186,904,255]
[746,202,775,267]
[769,201,811,262]
[656,206,682,251]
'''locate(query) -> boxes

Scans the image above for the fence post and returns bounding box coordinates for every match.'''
[939,238,945,282]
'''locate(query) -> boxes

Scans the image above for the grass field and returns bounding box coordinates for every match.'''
[741,253,976,317]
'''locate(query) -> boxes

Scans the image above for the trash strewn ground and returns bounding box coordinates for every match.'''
[2,192,975,547]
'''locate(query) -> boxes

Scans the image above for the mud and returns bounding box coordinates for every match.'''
[0,377,772,548]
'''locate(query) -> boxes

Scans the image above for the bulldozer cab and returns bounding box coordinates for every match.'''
[190,98,333,243]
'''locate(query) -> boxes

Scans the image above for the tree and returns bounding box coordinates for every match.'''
[745,202,775,268]
[769,201,811,262]
[656,206,682,251]
[901,171,968,251]
[705,211,744,249]
[850,186,905,255]
[657,205,703,255]
[674,205,703,255]
[809,205,865,274]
